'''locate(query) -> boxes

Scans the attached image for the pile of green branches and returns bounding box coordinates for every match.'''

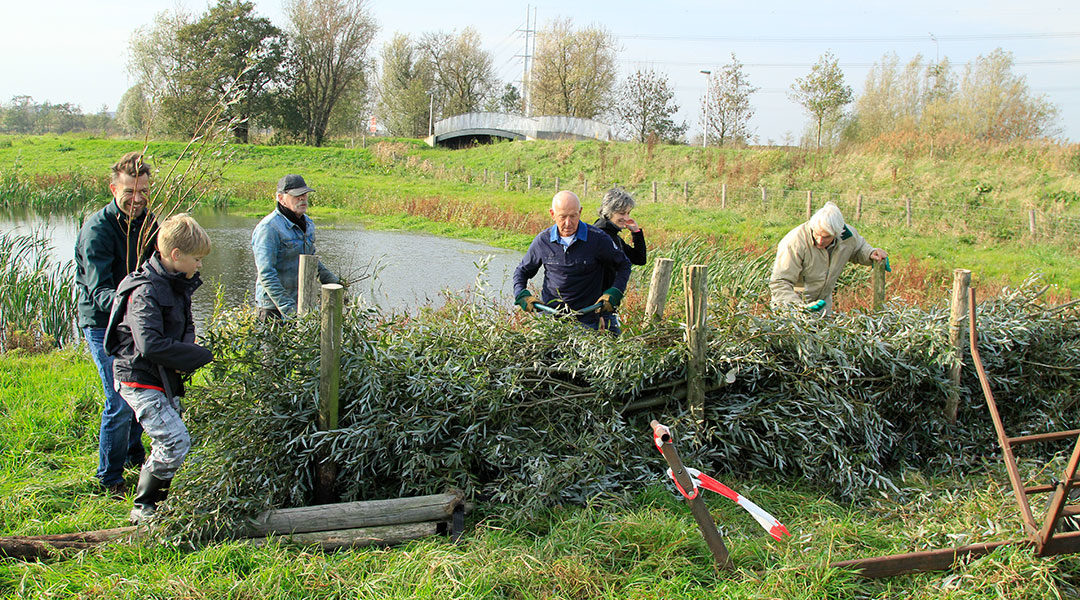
[158,278,1080,543]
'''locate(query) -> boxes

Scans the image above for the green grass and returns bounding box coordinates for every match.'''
[1,348,1079,598]
[0,134,1078,296]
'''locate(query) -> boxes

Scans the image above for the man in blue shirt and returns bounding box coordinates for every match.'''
[251,174,339,320]
[513,191,631,334]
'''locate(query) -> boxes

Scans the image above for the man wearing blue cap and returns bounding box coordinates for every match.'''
[251,174,340,320]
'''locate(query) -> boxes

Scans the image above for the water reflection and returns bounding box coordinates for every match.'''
[0,207,526,328]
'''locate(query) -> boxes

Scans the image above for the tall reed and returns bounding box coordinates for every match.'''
[0,229,76,352]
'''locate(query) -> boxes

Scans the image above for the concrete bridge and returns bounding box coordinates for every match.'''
[426,112,612,148]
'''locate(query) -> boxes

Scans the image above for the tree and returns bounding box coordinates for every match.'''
[128,8,196,134]
[954,48,1059,141]
[614,69,686,143]
[790,51,853,149]
[529,18,618,119]
[419,27,496,118]
[177,0,285,143]
[284,0,378,146]
[484,83,522,114]
[376,33,435,137]
[702,53,758,146]
[116,85,151,136]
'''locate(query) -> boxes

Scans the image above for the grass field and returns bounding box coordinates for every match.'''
[2,348,1079,598]
[0,134,1078,298]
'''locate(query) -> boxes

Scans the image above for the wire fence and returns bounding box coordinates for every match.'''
[402,159,1080,244]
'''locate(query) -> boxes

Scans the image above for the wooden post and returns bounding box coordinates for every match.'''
[946,269,971,423]
[761,186,767,204]
[856,193,863,221]
[483,168,488,184]
[645,258,674,321]
[721,183,727,209]
[805,190,813,220]
[315,283,344,504]
[905,196,912,227]
[652,181,658,202]
[650,421,732,570]
[503,172,509,190]
[583,178,588,198]
[684,265,708,424]
[1028,209,1037,236]
[554,176,560,191]
[683,181,689,202]
[527,174,532,190]
[297,255,319,316]
[872,260,886,311]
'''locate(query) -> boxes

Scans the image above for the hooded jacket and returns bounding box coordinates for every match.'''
[104,253,213,397]
[769,221,874,315]
[75,200,157,328]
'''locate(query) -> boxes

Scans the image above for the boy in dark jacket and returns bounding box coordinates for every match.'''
[105,213,214,524]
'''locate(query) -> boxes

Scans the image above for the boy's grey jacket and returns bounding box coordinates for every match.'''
[104,253,213,397]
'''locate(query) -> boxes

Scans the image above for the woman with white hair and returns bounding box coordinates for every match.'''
[594,187,647,282]
[769,201,887,315]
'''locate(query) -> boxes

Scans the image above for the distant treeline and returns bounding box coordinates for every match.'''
[0,96,116,136]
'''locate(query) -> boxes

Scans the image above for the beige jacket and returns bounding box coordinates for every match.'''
[769,222,874,314]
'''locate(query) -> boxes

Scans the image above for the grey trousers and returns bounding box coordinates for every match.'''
[118,386,191,480]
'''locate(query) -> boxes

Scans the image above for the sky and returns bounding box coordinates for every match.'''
[4,0,1079,143]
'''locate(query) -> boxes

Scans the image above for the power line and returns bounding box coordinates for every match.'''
[617,32,1080,43]
[619,58,1080,68]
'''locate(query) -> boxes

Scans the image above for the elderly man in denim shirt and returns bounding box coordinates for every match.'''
[251,174,339,320]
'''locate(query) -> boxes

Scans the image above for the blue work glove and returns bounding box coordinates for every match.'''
[515,289,539,312]
[803,299,826,313]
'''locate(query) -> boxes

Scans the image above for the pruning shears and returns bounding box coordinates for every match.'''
[533,301,604,317]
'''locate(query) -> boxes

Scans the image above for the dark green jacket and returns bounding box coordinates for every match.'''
[75,200,157,329]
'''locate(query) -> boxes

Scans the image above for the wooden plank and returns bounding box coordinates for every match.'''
[245,521,442,551]
[831,540,1025,578]
[247,491,464,537]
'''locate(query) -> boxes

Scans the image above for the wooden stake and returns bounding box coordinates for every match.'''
[645,258,674,321]
[527,174,532,190]
[652,181,658,202]
[871,260,886,311]
[316,283,344,504]
[583,178,588,198]
[806,190,813,220]
[248,491,464,536]
[554,176,560,191]
[856,193,863,221]
[650,421,732,570]
[684,265,708,424]
[683,181,689,202]
[946,269,971,423]
[905,196,912,227]
[297,255,319,316]
[504,172,509,190]
[721,183,727,209]
[1029,209,1037,236]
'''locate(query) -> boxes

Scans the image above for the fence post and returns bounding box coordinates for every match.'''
[683,181,689,202]
[315,283,344,504]
[554,176,560,191]
[905,196,912,227]
[806,190,813,220]
[946,269,971,423]
[645,258,675,321]
[856,193,863,221]
[1028,209,1036,236]
[583,178,588,198]
[721,183,727,209]
[652,181,658,202]
[504,172,509,191]
[761,186,767,204]
[527,174,532,191]
[685,265,708,424]
[297,255,319,316]
[872,260,887,311]
[483,168,488,184]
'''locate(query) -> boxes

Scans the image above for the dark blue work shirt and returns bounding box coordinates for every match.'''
[513,221,631,319]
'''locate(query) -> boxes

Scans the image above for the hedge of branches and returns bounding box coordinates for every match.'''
[156,278,1080,542]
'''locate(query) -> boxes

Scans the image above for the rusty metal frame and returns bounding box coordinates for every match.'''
[831,287,1080,578]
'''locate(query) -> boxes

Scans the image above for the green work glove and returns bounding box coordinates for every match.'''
[803,299,826,313]
[515,289,539,312]
[597,287,624,313]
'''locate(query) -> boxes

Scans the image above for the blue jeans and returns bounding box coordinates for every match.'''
[83,327,145,487]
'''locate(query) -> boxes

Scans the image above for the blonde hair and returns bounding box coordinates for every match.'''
[157,213,211,257]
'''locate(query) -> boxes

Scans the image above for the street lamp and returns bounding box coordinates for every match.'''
[428,93,434,137]
[700,70,711,148]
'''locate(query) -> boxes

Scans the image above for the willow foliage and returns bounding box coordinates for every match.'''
[157,278,1080,543]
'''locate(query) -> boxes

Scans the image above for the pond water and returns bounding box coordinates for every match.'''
[0,207,530,328]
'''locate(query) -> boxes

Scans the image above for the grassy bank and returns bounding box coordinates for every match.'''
[0,134,1078,296]
[2,348,1079,598]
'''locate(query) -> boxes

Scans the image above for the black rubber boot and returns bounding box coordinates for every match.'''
[129,468,171,525]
